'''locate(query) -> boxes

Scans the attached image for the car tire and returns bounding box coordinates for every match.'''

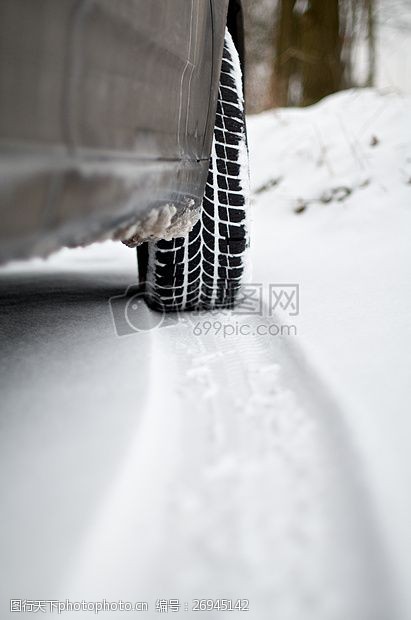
[138,28,249,311]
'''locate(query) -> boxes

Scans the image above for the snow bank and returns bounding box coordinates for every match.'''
[248,87,411,619]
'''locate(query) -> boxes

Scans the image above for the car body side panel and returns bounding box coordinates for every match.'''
[0,0,215,159]
[0,0,230,261]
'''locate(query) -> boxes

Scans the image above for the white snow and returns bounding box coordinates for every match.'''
[122,199,201,247]
[0,87,410,619]
[248,87,411,618]
[376,0,411,96]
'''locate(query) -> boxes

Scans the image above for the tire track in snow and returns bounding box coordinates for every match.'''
[63,308,395,620]
[157,312,395,620]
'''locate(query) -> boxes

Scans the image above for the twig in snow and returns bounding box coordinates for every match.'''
[254,177,282,195]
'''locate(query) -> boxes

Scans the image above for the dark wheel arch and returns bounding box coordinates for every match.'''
[227,0,245,77]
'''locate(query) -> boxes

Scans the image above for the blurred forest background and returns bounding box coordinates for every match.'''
[243,0,411,113]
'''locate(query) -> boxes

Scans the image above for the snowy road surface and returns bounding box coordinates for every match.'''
[1,90,410,619]
[0,244,393,620]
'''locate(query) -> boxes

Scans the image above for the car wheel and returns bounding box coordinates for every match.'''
[138,28,249,311]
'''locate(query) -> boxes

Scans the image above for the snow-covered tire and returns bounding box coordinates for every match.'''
[139,29,249,311]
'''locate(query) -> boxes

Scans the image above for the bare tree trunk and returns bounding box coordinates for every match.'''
[269,0,370,109]
[300,0,343,106]
[272,0,297,107]
[339,0,355,88]
[365,0,376,86]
